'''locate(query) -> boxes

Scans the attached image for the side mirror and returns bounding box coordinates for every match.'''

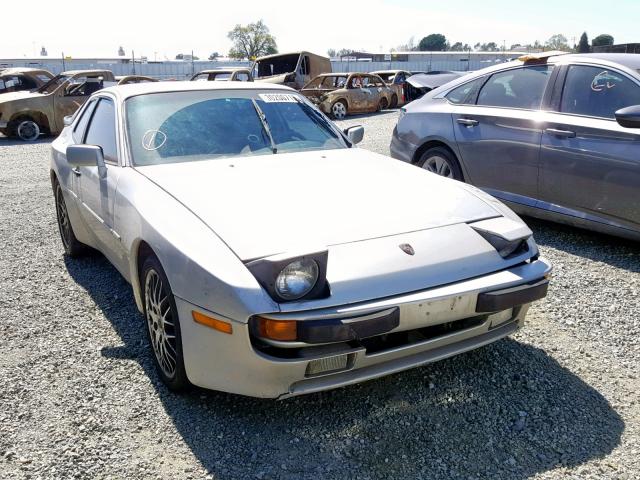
[615,105,640,128]
[344,125,364,145]
[66,144,105,168]
[63,115,74,127]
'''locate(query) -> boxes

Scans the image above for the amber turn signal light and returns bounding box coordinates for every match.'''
[256,317,297,341]
[192,311,233,334]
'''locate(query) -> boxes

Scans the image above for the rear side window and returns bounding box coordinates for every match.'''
[477,66,552,109]
[84,98,117,163]
[446,77,485,104]
[560,65,640,119]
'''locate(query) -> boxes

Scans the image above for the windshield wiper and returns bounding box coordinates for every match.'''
[251,99,277,154]
[294,98,341,141]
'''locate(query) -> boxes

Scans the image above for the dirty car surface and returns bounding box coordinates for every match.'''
[116,75,158,85]
[0,69,116,141]
[0,68,55,95]
[191,69,253,82]
[253,51,330,90]
[301,73,395,119]
[372,70,415,107]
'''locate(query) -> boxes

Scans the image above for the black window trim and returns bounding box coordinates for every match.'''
[443,75,489,106]
[72,98,98,143]
[82,94,121,166]
[554,62,640,122]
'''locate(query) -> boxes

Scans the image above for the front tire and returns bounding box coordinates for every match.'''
[377,97,389,112]
[331,100,347,119]
[53,180,86,257]
[416,146,463,181]
[142,255,190,391]
[15,119,41,141]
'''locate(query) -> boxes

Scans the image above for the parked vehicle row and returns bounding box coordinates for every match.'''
[391,52,640,241]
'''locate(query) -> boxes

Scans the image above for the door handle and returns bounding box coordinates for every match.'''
[457,118,479,127]
[71,167,81,176]
[545,128,576,138]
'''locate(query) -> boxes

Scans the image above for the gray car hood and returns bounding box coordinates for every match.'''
[137,148,500,260]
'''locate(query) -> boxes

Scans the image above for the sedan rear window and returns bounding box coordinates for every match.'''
[477,66,552,110]
[126,90,346,166]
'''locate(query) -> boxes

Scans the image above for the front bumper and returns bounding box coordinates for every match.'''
[177,257,551,398]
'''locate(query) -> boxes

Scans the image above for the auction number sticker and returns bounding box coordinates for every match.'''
[258,93,298,103]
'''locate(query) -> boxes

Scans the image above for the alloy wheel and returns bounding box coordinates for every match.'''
[17,120,40,141]
[422,155,454,178]
[145,269,177,379]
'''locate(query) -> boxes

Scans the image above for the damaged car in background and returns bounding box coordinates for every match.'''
[253,51,330,90]
[301,73,394,119]
[0,67,55,95]
[405,71,465,99]
[191,68,253,82]
[50,81,551,398]
[372,69,416,107]
[0,69,116,141]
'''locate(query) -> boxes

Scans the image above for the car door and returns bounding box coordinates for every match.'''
[54,74,103,132]
[347,75,367,112]
[76,96,127,270]
[450,65,554,206]
[539,63,640,231]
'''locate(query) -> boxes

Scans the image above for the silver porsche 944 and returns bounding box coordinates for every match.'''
[50,82,551,398]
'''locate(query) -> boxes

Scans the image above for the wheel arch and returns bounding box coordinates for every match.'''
[9,110,52,134]
[132,239,157,313]
[412,139,467,181]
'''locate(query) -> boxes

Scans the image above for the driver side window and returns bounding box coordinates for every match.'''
[65,76,105,97]
[83,98,117,163]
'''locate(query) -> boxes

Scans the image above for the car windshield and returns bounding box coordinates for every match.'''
[126,90,347,166]
[37,74,70,94]
[254,54,299,78]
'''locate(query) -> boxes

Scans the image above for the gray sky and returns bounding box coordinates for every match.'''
[3,0,638,59]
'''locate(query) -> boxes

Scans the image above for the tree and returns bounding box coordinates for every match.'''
[208,52,220,60]
[592,34,614,47]
[578,32,590,53]
[227,20,277,60]
[327,48,337,58]
[449,42,464,52]
[118,46,125,56]
[546,34,570,51]
[337,48,355,58]
[418,34,447,51]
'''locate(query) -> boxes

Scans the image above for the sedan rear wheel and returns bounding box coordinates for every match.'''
[142,255,190,391]
[16,119,41,141]
[417,146,463,181]
[378,97,389,112]
[53,180,85,257]
[331,100,347,119]
[390,94,398,108]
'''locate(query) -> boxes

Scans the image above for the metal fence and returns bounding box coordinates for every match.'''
[1,57,510,80]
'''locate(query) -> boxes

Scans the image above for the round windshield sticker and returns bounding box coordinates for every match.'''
[142,129,167,151]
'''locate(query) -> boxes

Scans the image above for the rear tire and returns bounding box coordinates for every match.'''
[141,255,190,392]
[390,94,398,108]
[377,97,389,112]
[53,179,86,257]
[416,146,463,181]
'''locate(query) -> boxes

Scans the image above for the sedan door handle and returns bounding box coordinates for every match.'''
[545,128,576,138]
[71,167,81,176]
[457,118,479,127]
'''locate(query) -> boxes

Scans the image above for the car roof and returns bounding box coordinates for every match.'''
[548,53,640,70]
[0,67,51,76]
[100,80,295,100]
[61,69,113,76]
[371,70,408,74]
[196,68,250,74]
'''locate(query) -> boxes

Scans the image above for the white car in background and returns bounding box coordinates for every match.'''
[50,82,551,398]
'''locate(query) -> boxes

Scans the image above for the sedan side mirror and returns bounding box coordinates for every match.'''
[63,115,74,127]
[615,105,640,128]
[67,144,105,168]
[344,125,364,145]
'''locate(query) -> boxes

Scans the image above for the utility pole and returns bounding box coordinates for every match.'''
[191,50,195,76]
[61,52,66,72]
[132,50,136,75]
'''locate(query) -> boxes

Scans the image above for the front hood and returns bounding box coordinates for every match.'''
[0,90,43,104]
[137,149,500,260]
[255,73,291,84]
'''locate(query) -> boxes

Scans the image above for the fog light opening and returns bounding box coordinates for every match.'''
[305,353,353,377]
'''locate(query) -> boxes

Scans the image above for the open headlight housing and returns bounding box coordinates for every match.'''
[246,251,329,303]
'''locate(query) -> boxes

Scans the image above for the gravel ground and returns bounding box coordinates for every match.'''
[1,113,639,479]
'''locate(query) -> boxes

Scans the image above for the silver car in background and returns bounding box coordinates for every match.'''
[391,53,640,241]
[50,82,550,398]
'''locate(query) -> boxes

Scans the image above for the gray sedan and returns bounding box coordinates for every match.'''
[391,53,640,241]
[50,81,550,398]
